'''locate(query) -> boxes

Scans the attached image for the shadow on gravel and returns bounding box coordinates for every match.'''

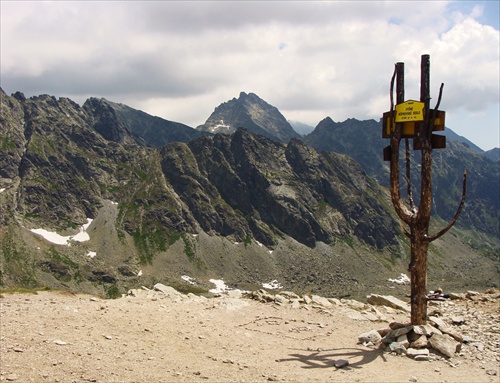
[277,347,386,370]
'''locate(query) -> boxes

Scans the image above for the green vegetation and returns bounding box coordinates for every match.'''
[244,235,252,247]
[182,234,195,260]
[105,284,121,299]
[38,247,81,283]
[265,171,279,181]
[133,229,169,265]
[343,236,355,249]
[46,247,79,270]
[168,280,210,296]
[181,234,206,270]
[0,286,50,298]
[24,212,41,219]
[0,227,38,288]
[0,136,16,151]
[313,200,330,216]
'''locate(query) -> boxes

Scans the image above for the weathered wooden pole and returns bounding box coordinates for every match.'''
[410,54,432,325]
[384,54,466,325]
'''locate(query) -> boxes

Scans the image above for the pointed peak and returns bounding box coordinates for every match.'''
[238,92,261,102]
[317,116,335,126]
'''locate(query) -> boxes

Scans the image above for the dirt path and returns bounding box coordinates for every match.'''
[1,288,498,382]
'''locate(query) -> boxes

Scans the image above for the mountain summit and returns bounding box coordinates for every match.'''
[196,92,300,143]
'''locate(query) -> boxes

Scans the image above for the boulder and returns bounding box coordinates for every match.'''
[153,283,186,301]
[377,328,392,337]
[391,326,412,337]
[274,294,289,305]
[440,327,464,343]
[406,348,429,358]
[358,330,382,345]
[448,292,466,300]
[428,316,447,329]
[396,334,410,348]
[451,316,465,325]
[247,289,275,303]
[388,341,407,354]
[410,334,428,349]
[279,291,301,300]
[389,321,411,330]
[428,333,461,358]
[413,324,441,336]
[428,316,463,342]
[366,294,410,312]
[310,295,332,307]
[333,359,349,368]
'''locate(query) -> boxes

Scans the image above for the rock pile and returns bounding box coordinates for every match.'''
[245,289,391,319]
[359,289,500,371]
[359,320,460,360]
[244,287,499,373]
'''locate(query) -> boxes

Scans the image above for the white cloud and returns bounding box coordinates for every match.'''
[1,1,498,150]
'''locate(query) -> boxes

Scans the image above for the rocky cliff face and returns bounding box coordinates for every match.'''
[0,90,152,230]
[1,88,498,299]
[304,117,500,238]
[196,92,300,143]
[159,129,397,249]
[101,98,209,147]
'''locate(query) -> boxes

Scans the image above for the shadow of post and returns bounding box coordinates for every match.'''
[277,347,387,370]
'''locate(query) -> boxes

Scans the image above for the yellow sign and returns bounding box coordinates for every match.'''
[382,109,445,138]
[395,100,425,122]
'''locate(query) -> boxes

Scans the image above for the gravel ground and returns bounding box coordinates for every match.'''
[1,288,499,383]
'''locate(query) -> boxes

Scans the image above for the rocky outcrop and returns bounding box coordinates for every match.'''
[83,98,141,145]
[196,92,300,143]
[360,290,500,364]
[159,129,398,248]
[304,116,500,238]
[366,294,411,312]
[103,98,209,146]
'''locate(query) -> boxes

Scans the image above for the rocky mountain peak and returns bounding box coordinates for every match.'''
[82,98,139,145]
[196,92,300,143]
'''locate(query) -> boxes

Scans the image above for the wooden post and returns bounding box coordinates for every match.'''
[385,55,466,326]
[410,54,432,325]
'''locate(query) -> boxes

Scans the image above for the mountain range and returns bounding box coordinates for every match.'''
[0,88,498,299]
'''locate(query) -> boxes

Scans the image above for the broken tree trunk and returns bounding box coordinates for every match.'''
[387,54,467,325]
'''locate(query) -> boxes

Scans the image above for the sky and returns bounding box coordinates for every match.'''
[1,1,499,151]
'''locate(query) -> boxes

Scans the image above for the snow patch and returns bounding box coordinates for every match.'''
[87,251,96,258]
[388,273,410,285]
[209,279,230,294]
[181,275,197,285]
[210,119,232,133]
[262,280,283,290]
[137,270,143,277]
[0,188,5,193]
[30,218,93,246]
[209,279,247,295]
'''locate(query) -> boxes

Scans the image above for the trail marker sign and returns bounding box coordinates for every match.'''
[395,100,425,122]
[382,109,445,140]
